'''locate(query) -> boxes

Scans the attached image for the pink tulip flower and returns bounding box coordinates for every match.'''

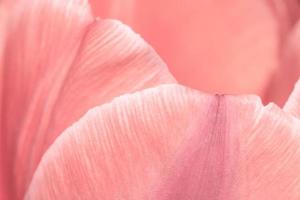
[1,0,300,199]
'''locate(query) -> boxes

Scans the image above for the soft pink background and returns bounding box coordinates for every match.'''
[90,0,300,105]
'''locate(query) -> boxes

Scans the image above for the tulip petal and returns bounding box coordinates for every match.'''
[264,20,300,105]
[267,0,300,34]
[0,4,8,200]
[2,0,174,198]
[24,84,226,199]
[90,0,300,103]
[1,0,92,197]
[14,19,174,198]
[156,101,300,199]
[284,79,300,118]
[26,84,300,199]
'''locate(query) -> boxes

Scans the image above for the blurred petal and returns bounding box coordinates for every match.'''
[26,84,300,199]
[264,21,300,105]
[0,4,8,200]
[269,0,300,33]
[1,0,92,197]
[284,79,300,118]
[2,0,174,198]
[90,0,300,102]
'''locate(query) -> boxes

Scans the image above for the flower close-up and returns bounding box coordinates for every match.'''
[1,0,300,199]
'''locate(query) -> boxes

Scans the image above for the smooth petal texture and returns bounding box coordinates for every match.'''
[1,0,174,198]
[264,20,300,105]
[26,84,300,199]
[0,4,8,200]
[90,0,300,104]
[267,0,300,35]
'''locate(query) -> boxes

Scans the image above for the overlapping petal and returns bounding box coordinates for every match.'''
[1,0,300,199]
[90,0,300,104]
[1,0,174,198]
[26,84,300,199]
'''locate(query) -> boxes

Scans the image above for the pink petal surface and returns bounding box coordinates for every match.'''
[26,84,300,199]
[284,79,300,118]
[2,0,92,197]
[1,0,174,198]
[0,4,8,200]
[90,0,300,104]
[265,21,300,106]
